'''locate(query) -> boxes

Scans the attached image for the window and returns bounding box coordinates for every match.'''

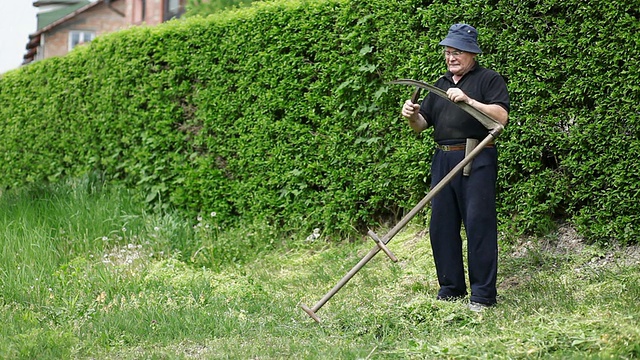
[163,0,184,21]
[69,31,96,50]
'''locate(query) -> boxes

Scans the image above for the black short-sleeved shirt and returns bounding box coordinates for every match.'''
[419,63,510,143]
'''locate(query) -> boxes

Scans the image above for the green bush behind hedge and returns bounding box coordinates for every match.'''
[1,0,638,244]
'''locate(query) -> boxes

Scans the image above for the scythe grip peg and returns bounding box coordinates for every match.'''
[367,230,398,262]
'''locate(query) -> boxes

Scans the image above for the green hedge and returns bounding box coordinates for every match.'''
[0,0,638,244]
[185,0,259,16]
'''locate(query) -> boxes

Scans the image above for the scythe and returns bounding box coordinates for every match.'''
[300,79,505,323]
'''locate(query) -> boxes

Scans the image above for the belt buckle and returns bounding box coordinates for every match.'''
[439,144,461,151]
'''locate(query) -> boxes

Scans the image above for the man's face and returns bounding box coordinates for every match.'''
[443,47,476,76]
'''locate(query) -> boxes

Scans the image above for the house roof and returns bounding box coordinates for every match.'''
[23,0,108,65]
[37,1,92,30]
[33,0,85,4]
[33,0,103,36]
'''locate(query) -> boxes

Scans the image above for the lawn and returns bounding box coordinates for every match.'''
[1,180,638,359]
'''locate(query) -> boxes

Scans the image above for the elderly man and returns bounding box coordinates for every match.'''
[401,23,510,311]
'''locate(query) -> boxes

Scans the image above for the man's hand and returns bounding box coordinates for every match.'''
[401,100,427,133]
[446,88,470,104]
[446,88,508,125]
[401,100,421,122]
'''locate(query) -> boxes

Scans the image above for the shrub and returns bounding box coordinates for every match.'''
[1,0,638,245]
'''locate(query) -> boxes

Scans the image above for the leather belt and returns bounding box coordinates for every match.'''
[436,142,494,151]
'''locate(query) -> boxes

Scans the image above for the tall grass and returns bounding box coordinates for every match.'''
[0,179,638,359]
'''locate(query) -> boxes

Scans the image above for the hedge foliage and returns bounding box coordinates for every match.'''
[0,0,638,244]
[185,0,258,16]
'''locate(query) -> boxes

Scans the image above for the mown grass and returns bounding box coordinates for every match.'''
[0,179,638,359]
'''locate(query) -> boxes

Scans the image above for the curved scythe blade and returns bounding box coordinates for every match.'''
[390,78,503,132]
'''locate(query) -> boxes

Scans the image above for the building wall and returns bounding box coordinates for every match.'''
[126,0,164,26]
[41,1,128,59]
[126,0,187,27]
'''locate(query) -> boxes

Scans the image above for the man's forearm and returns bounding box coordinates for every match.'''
[467,99,508,126]
[408,114,428,133]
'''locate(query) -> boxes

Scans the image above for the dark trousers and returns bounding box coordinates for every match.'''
[429,147,498,305]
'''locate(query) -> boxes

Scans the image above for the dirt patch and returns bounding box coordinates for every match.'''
[577,242,640,269]
[502,222,640,290]
[510,222,640,270]
[510,223,584,258]
[547,223,585,254]
[498,274,532,290]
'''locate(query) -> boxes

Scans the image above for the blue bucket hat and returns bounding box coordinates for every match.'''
[438,23,482,54]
